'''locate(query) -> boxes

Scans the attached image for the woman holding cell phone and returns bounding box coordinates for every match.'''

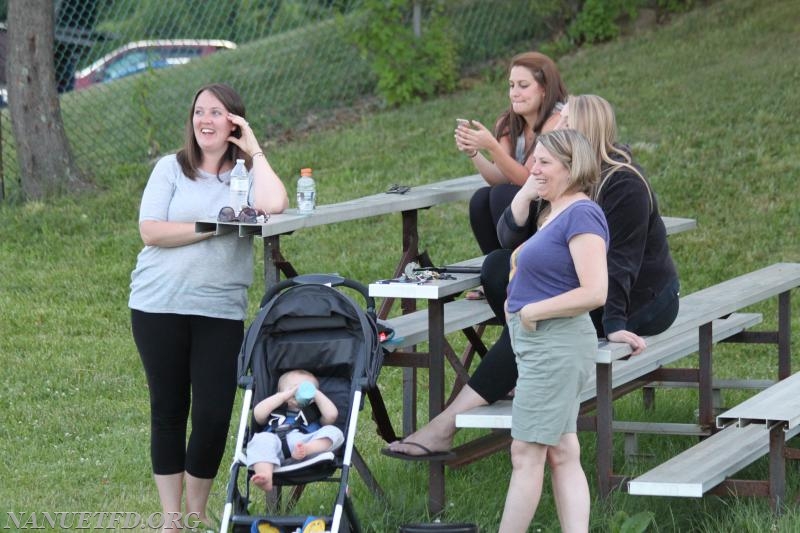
[454,51,567,258]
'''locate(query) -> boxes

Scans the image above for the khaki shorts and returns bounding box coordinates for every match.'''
[507,312,595,446]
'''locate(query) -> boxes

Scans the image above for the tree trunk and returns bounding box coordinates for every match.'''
[6,0,88,200]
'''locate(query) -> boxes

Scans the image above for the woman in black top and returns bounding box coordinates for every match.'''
[384,95,679,459]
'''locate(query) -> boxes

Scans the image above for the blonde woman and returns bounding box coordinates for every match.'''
[500,129,608,532]
[562,94,678,347]
[384,96,679,463]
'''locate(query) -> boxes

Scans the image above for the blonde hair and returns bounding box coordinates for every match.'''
[535,129,599,195]
[277,369,318,391]
[568,94,653,209]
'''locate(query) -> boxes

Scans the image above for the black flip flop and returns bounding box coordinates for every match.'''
[380,441,456,462]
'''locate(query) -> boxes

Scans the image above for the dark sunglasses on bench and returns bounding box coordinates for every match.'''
[217,206,269,223]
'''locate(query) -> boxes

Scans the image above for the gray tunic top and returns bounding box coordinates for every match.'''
[129,154,253,321]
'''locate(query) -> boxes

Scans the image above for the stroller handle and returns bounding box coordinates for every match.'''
[259,273,376,314]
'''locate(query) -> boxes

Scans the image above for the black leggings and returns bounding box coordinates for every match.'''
[131,310,242,478]
[468,184,521,254]
[467,248,515,403]
[467,250,680,404]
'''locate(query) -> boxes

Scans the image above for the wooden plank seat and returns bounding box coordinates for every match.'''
[376,253,494,384]
[618,379,773,458]
[716,371,800,430]
[368,216,695,512]
[381,298,496,354]
[628,372,800,511]
[455,262,800,498]
[454,312,763,430]
[379,298,496,386]
[449,312,762,469]
[627,424,800,498]
[456,262,800,426]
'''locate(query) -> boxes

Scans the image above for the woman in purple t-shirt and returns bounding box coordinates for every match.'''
[499,129,609,533]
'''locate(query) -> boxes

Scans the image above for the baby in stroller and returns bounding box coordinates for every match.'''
[246,369,345,492]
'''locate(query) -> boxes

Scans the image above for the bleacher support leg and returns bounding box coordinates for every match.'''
[596,362,613,497]
[778,291,791,379]
[698,322,714,429]
[769,425,786,514]
[642,386,655,411]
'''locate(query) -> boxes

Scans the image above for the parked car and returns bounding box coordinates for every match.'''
[73,39,236,90]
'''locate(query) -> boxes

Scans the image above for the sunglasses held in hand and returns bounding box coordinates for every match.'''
[217,206,269,223]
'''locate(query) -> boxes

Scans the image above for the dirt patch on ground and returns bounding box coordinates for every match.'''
[262,64,497,148]
[263,96,384,148]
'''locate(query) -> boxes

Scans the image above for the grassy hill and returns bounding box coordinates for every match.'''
[1,0,799,530]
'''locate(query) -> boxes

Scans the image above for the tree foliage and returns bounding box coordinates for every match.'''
[346,0,458,107]
[567,0,639,44]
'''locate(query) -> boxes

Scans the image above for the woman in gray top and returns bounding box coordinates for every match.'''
[129,83,287,527]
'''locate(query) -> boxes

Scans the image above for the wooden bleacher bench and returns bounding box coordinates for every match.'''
[455,262,800,497]
[454,312,763,430]
[628,371,800,511]
[370,255,496,448]
[381,298,495,353]
[376,254,494,378]
[627,424,800,498]
[456,262,800,425]
[379,298,496,384]
[372,259,800,508]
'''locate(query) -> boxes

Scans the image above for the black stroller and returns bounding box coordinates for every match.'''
[221,274,385,533]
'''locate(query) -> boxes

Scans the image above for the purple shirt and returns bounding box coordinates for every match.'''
[506,200,609,313]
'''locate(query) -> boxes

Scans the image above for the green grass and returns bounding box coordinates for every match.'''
[2,0,800,531]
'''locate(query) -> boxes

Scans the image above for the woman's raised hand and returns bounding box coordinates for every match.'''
[520,172,542,199]
[226,112,262,156]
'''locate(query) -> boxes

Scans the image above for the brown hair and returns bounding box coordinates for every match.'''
[495,52,568,162]
[176,83,248,180]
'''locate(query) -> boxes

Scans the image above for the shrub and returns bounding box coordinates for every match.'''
[346,0,458,106]
[568,0,639,44]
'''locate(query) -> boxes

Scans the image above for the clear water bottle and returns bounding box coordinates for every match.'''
[228,158,249,215]
[296,167,316,214]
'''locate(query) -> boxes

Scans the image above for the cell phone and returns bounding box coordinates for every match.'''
[386,184,410,195]
[456,118,471,128]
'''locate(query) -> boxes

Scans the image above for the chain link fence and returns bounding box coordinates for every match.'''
[1,0,565,198]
